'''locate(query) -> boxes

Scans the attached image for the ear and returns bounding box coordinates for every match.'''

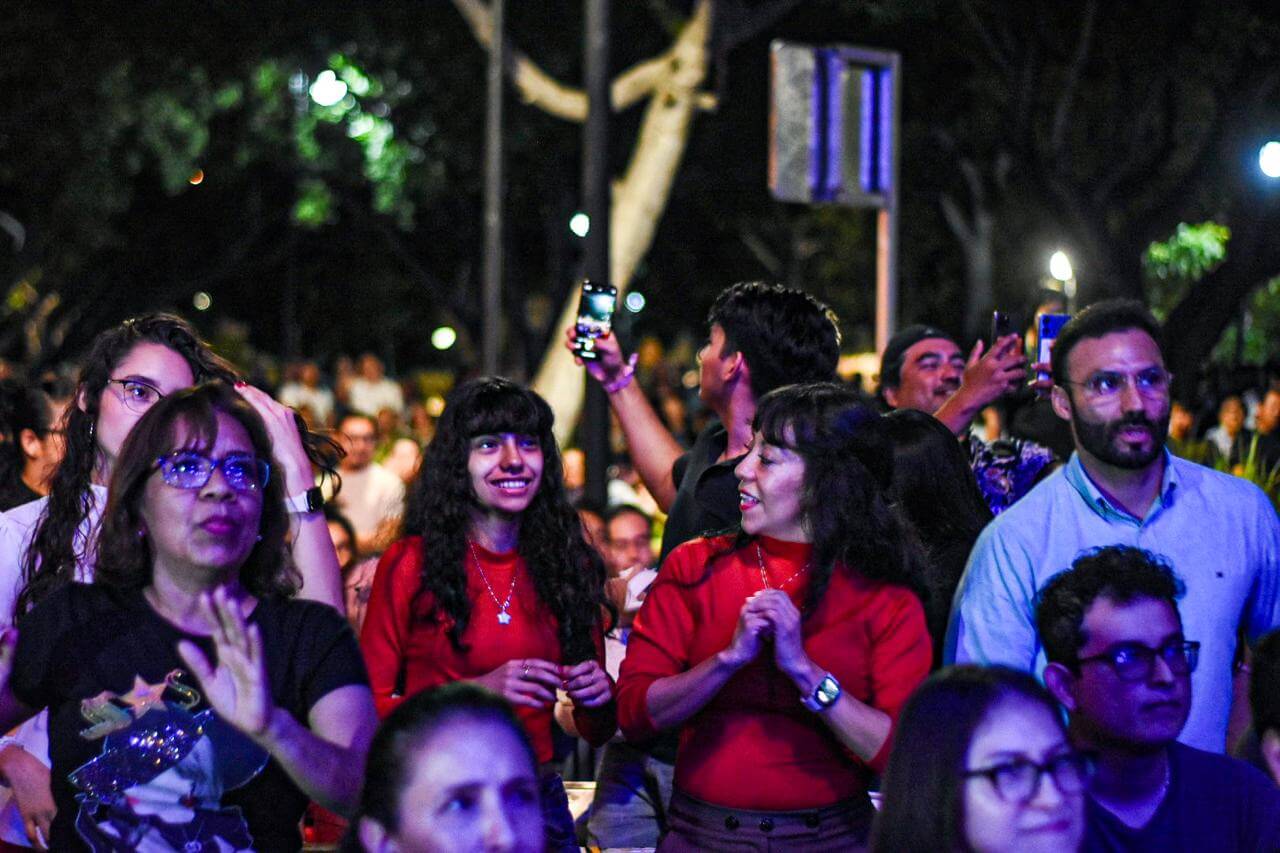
[77,385,90,415]
[723,348,746,383]
[357,816,396,853]
[1050,385,1073,422]
[1262,729,1280,787]
[18,428,42,461]
[883,385,900,408]
[1043,662,1079,713]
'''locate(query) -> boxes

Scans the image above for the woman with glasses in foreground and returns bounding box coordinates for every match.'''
[0,315,345,848]
[872,665,1088,853]
[0,383,375,850]
[616,383,932,851]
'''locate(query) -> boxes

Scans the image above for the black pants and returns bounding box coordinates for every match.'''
[658,788,873,852]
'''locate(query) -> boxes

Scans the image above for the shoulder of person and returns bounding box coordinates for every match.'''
[18,581,128,630]
[255,594,351,635]
[1169,454,1273,504]
[661,533,737,579]
[1171,741,1277,792]
[1,494,50,534]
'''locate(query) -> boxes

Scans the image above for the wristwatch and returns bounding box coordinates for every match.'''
[801,673,842,712]
[285,486,325,515]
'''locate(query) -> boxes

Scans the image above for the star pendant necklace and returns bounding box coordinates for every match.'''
[469,539,519,625]
[755,542,809,590]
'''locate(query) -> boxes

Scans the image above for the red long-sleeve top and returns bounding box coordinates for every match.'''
[617,534,931,810]
[360,536,616,763]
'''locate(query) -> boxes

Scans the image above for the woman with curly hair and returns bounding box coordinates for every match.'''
[616,382,932,851]
[0,313,345,848]
[0,382,376,850]
[360,376,615,852]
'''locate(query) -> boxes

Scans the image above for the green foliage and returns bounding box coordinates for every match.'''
[1210,275,1280,364]
[1142,221,1231,320]
[1212,435,1280,511]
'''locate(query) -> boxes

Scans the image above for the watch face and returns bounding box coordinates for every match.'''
[816,676,840,706]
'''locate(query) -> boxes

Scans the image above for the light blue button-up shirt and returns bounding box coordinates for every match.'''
[948,450,1280,752]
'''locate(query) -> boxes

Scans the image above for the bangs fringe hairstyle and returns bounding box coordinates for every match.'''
[737,382,926,615]
[871,665,1066,853]
[95,382,296,598]
[401,377,611,662]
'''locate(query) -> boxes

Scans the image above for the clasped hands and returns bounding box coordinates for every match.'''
[721,590,820,691]
[475,658,612,710]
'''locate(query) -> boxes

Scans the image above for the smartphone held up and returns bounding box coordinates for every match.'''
[573,280,618,361]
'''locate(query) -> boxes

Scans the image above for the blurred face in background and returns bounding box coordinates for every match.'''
[1258,390,1280,436]
[1218,396,1245,438]
[605,510,654,576]
[340,415,378,470]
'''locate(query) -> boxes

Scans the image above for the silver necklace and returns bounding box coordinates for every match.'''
[469,539,518,625]
[755,542,809,590]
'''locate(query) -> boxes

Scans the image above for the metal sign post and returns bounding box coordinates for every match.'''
[769,42,901,353]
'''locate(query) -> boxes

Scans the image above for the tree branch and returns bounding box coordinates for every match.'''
[449,0,672,122]
[958,0,1012,73]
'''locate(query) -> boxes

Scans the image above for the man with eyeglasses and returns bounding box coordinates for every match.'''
[949,300,1280,753]
[1037,546,1280,850]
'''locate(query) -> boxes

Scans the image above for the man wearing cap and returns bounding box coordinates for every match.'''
[879,324,1054,513]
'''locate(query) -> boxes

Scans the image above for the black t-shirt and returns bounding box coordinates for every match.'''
[1083,742,1280,853]
[10,583,368,852]
[657,423,744,566]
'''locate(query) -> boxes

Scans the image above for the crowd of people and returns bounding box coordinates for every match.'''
[0,283,1272,851]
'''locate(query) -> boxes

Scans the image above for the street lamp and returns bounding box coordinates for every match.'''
[1261,141,1280,179]
[1049,249,1077,310]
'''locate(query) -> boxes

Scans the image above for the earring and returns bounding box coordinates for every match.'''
[136,527,146,540]
[255,534,263,542]
[88,421,95,440]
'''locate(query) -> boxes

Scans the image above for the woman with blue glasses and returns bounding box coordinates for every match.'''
[0,315,345,848]
[0,382,376,851]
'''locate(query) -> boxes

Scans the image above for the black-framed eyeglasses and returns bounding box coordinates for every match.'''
[963,752,1092,804]
[155,451,270,494]
[108,378,166,414]
[1077,640,1200,682]
[1060,368,1171,400]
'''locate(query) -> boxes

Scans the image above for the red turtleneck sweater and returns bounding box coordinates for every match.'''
[616,534,931,810]
[360,536,615,763]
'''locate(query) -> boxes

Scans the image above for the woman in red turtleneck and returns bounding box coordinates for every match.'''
[616,383,932,851]
[360,377,615,852]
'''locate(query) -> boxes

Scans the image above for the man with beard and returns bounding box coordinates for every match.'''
[948,300,1280,752]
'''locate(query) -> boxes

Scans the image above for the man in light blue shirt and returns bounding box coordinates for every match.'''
[948,300,1280,752]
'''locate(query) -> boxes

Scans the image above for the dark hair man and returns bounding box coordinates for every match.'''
[878,324,1053,513]
[1038,547,1280,849]
[877,324,1025,434]
[950,299,1280,753]
[569,281,839,564]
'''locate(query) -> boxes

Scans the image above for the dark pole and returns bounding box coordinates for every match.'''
[482,0,506,375]
[582,0,611,509]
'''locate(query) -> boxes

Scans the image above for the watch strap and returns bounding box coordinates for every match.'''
[800,672,841,712]
[285,486,324,515]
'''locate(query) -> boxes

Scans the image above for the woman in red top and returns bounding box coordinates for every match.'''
[616,382,933,851]
[360,376,615,852]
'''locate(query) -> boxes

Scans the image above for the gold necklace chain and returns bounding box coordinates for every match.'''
[755,542,809,590]
[468,540,518,625]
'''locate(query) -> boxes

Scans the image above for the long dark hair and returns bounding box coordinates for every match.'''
[95,382,296,598]
[343,683,537,851]
[884,409,992,545]
[736,382,926,615]
[871,665,1066,853]
[17,314,341,617]
[18,314,237,615]
[400,377,609,662]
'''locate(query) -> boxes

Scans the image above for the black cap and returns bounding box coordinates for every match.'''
[878,325,955,391]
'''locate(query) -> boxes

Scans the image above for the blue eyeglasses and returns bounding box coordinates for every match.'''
[155,451,270,493]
